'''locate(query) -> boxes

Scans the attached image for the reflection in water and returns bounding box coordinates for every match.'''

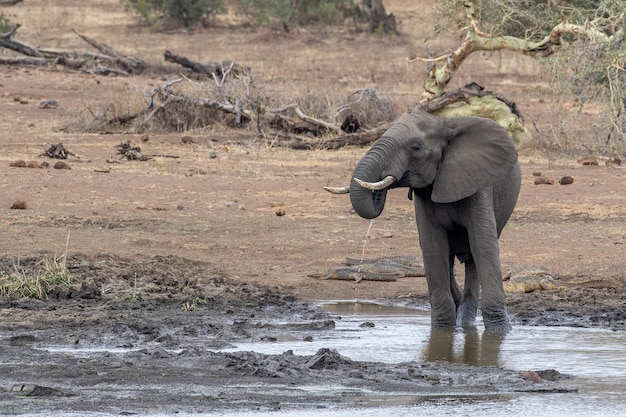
[423,327,505,367]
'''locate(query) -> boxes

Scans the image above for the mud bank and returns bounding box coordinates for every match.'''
[0,255,590,414]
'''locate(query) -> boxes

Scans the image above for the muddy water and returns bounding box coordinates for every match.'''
[217,301,626,417]
[13,301,626,416]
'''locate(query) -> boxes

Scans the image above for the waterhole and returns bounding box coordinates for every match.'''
[219,301,626,417]
[16,301,626,416]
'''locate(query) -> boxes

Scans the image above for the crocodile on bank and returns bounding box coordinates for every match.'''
[502,265,620,293]
[344,256,426,277]
[308,268,402,283]
[308,256,426,283]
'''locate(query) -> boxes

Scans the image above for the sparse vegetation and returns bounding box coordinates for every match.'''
[121,0,226,27]
[0,256,72,300]
[0,12,13,33]
[182,296,209,311]
[118,293,142,303]
[238,0,361,28]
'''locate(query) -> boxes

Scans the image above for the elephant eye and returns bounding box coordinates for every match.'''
[410,144,422,152]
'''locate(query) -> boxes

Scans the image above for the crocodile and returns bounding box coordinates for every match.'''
[344,256,426,277]
[308,268,402,283]
[502,266,618,293]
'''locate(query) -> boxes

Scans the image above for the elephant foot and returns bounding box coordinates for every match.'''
[481,306,512,333]
[430,314,457,328]
[456,293,478,328]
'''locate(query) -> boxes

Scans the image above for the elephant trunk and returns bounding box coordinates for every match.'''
[350,139,403,219]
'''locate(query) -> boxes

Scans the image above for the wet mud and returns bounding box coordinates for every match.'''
[0,255,600,414]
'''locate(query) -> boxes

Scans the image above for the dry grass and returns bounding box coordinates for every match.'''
[0,255,71,300]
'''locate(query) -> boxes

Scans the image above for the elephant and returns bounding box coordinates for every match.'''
[325,109,521,332]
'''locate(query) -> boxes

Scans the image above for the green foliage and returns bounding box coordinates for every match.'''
[432,0,625,149]
[121,0,226,27]
[0,12,13,33]
[435,0,616,39]
[239,0,361,28]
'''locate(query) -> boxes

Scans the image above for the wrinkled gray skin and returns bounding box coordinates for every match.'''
[349,110,521,332]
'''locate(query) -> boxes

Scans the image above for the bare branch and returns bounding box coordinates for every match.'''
[270,103,342,134]
[0,22,20,39]
[72,29,146,73]
[416,1,625,101]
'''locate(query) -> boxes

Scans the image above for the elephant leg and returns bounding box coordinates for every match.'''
[449,255,463,310]
[414,201,457,327]
[457,256,479,328]
[467,192,511,332]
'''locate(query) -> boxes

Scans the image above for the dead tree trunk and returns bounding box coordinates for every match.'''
[163,50,249,77]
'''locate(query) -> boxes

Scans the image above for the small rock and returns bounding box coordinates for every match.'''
[10,201,27,210]
[10,383,64,397]
[275,208,286,216]
[38,99,59,109]
[181,136,195,144]
[27,160,39,168]
[534,177,554,185]
[359,321,375,328]
[606,157,622,167]
[520,370,543,383]
[577,156,599,166]
[209,151,217,159]
[559,176,574,185]
[532,171,542,176]
[53,161,71,169]
[9,160,26,167]
[140,133,150,142]
[14,95,28,104]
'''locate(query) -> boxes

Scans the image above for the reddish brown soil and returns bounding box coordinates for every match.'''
[1,0,624,309]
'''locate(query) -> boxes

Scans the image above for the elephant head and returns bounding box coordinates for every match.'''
[327,110,519,218]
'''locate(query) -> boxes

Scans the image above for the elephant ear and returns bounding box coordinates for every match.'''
[431,116,518,203]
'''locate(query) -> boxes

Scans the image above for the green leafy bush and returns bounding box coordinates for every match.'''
[121,0,226,27]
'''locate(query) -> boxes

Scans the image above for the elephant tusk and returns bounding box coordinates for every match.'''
[353,175,396,191]
[323,185,350,194]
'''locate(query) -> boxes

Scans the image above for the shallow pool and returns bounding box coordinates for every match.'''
[216,301,626,417]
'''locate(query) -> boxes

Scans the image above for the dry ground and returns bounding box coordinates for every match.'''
[1,0,623,301]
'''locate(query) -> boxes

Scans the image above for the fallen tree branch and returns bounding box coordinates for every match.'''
[0,26,42,57]
[319,125,388,150]
[416,82,522,119]
[272,103,342,134]
[72,29,146,74]
[164,50,248,77]
[0,0,23,5]
[0,56,53,66]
